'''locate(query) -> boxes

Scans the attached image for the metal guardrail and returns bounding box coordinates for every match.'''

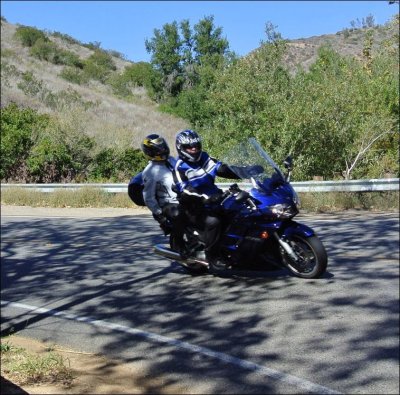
[1,179,399,193]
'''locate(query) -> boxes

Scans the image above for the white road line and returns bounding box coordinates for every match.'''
[1,300,341,394]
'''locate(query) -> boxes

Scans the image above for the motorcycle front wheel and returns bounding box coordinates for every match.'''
[280,235,327,279]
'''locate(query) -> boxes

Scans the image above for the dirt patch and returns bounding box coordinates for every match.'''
[1,336,191,394]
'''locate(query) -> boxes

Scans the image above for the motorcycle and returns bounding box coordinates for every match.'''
[154,138,328,279]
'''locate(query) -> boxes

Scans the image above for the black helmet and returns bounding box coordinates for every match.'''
[175,129,202,162]
[141,133,170,161]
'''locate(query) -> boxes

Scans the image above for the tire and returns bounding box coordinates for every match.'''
[280,235,327,279]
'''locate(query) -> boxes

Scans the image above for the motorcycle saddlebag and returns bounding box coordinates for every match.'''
[128,172,145,206]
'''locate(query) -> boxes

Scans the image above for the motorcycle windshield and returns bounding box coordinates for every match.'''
[219,138,286,192]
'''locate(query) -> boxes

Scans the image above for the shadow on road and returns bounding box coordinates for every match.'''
[1,212,399,394]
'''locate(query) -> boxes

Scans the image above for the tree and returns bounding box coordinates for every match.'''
[145,21,183,96]
[193,15,229,67]
[145,15,230,99]
[197,22,398,181]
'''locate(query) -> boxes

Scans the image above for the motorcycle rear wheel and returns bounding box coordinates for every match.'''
[281,235,327,279]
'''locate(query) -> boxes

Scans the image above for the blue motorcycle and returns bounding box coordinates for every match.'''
[154,138,327,279]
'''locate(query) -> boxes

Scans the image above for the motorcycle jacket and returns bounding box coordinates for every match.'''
[142,157,178,216]
[173,152,240,201]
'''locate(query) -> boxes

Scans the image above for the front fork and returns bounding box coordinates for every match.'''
[272,220,315,263]
[272,232,299,263]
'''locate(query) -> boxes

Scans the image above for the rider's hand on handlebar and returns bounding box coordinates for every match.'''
[246,165,264,176]
[204,192,225,205]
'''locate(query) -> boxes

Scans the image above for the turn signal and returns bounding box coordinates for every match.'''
[260,231,269,239]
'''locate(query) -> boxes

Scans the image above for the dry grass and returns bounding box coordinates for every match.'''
[1,187,398,212]
[1,187,137,208]
[1,338,74,387]
[298,191,399,213]
[1,20,189,151]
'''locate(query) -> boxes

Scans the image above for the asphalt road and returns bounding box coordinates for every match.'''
[1,208,399,394]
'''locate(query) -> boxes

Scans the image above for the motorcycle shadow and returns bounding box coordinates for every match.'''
[170,260,335,280]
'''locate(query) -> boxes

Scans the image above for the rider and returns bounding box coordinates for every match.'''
[173,129,263,261]
[140,133,185,247]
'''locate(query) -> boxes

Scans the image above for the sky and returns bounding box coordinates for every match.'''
[1,1,398,62]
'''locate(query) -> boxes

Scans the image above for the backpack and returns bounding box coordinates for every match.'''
[127,172,145,206]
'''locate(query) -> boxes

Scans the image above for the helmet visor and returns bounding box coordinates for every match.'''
[149,137,165,145]
[182,142,201,151]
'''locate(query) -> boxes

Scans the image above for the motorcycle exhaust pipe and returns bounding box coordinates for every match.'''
[154,244,209,269]
[154,244,182,260]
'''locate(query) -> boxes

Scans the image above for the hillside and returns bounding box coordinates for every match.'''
[283,21,398,72]
[0,20,189,150]
[1,16,397,149]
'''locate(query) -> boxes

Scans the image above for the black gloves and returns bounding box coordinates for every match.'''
[204,192,224,205]
[246,165,264,176]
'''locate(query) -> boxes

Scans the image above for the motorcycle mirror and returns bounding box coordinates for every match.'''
[284,156,293,170]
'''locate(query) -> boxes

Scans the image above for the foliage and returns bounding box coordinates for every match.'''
[59,66,90,85]
[145,16,231,100]
[0,103,97,182]
[83,49,116,83]
[107,62,155,97]
[1,103,50,180]
[198,21,399,180]
[200,26,290,158]
[26,119,95,182]
[4,15,399,184]
[89,147,147,181]
[50,30,81,45]
[30,39,83,68]
[14,25,48,47]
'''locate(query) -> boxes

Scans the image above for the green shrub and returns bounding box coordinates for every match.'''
[1,103,96,182]
[123,62,154,87]
[30,39,83,67]
[29,38,54,61]
[15,25,48,47]
[89,148,116,180]
[107,73,133,97]
[115,147,148,179]
[89,147,147,181]
[51,31,81,45]
[26,119,95,183]
[26,136,73,182]
[59,66,89,85]
[82,49,116,83]
[0,103,50,181]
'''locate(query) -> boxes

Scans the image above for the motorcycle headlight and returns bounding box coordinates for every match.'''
[267,203,298,219]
